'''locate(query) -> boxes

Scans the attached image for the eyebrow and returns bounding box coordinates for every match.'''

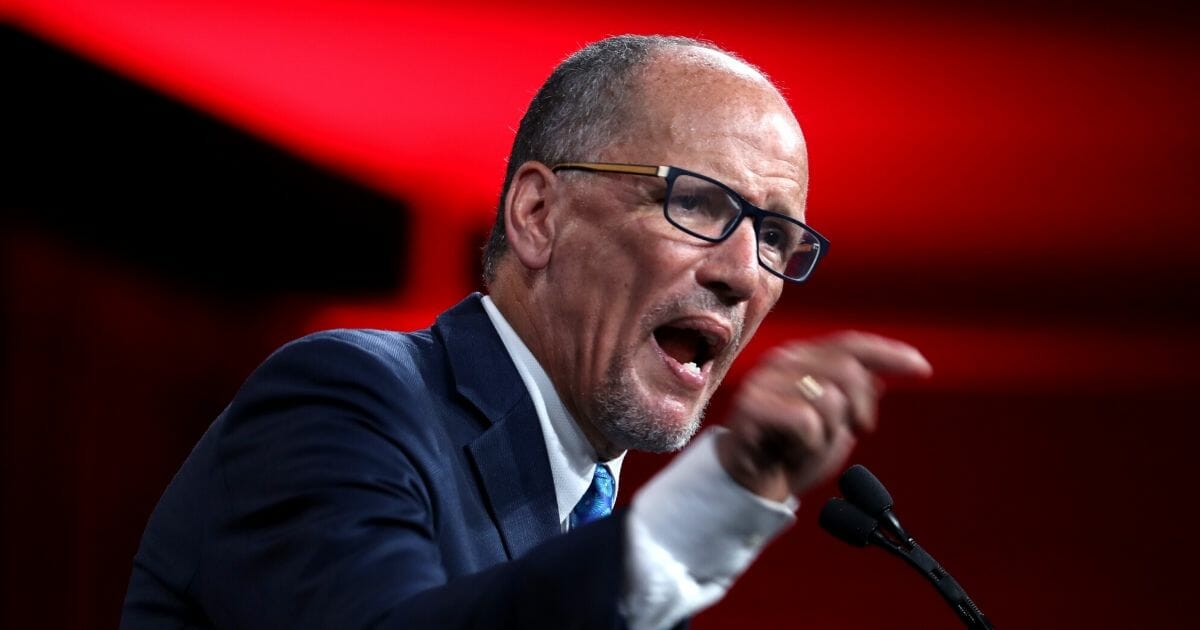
[752,184,808,222]
[736,186,805,222]
[628,175,667,196]
[769,202,806,222]
[707,173,806,221]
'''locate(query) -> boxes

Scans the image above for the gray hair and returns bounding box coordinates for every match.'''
[481,34,732,284]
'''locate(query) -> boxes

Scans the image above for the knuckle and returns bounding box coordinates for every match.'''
[822,385,851,416]
[829,330,869,347]
[833,330,865,343]
[769,343,810,365]
[792,406,824,442]
[824,354,864,381]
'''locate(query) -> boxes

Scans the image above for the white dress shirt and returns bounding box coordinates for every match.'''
[480,296,796,629]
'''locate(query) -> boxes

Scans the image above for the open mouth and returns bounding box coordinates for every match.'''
[651,320,729,376]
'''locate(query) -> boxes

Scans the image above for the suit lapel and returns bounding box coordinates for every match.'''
[435,294,560,560]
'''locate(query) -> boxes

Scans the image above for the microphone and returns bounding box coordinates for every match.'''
[818,498,878,547]
[839,464,912,546]
[820,466,994,629]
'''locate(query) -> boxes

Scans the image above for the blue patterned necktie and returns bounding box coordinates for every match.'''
[569,463,615,529]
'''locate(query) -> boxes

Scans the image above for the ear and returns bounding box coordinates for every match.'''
[503,161,559,271]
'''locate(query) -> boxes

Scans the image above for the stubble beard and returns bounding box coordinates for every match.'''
[590,292,743,453]
[592,353,708,453]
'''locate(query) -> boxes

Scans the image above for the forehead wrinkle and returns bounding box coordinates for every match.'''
[600,49,809,218]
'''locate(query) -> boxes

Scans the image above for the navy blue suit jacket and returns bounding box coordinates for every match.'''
[122,294,626,629]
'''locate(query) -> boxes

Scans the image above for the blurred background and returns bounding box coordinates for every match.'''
[2,0,1198,627]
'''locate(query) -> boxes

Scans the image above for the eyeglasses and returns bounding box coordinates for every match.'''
[550,162,829,283]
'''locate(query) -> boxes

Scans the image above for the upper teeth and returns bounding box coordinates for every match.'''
[681,361,700,375]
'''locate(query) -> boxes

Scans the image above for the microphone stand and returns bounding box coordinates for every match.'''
[868,518,993,629]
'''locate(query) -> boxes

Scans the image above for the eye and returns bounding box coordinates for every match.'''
[665,174,741,237]
[758,219,796,262]
[674,193,707,212]
[668,189,733,221]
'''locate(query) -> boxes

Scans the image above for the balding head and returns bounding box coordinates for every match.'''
[482,35,787,284]
[600,46,808,208]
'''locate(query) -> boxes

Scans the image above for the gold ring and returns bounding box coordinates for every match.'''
[796,375,825,401]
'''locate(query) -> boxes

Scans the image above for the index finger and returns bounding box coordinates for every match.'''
[819,331,933,377]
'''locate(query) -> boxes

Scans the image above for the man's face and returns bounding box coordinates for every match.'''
[539,52,809,455]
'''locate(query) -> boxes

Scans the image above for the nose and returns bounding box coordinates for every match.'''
[695,219,761,305]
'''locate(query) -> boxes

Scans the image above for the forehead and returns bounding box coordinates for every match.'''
[602,49,810,216]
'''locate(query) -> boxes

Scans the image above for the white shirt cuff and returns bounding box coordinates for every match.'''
[621,427,796,630]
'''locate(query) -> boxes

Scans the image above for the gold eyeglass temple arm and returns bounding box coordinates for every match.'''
[552,162,669,177]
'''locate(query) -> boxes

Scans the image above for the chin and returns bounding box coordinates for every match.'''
[592,367,707,454]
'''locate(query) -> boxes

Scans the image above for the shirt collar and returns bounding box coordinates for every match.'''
[480,295,625,527]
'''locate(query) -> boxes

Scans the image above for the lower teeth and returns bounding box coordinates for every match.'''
[681,361,700,375]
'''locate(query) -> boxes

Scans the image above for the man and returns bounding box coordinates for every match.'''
[122,35,930,629]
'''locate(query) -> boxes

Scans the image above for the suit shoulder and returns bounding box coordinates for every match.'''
[278,328,438,376]
[227,326,454,439]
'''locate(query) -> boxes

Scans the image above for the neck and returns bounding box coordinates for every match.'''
[487,280,621,460]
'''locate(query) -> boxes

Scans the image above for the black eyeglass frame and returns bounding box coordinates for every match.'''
[549,161,830,283]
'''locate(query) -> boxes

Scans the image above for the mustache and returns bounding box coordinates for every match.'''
[643,292,745,352]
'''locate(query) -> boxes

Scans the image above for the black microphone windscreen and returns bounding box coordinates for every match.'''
[819,498,878,547]
[840,464,893,516]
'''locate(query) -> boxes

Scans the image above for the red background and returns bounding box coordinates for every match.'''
[3,0,1199,627]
